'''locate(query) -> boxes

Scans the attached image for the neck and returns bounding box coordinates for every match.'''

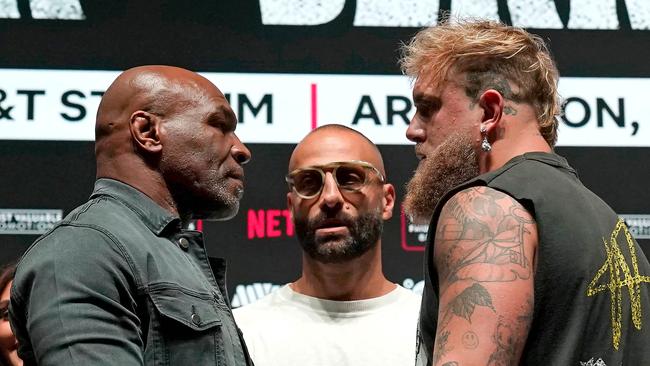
[291,242,395,301]
[479,118,552,174]
[97,159,180,218]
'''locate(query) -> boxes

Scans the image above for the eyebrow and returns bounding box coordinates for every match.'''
[207,107,237,130]
[221,106,238,128]
[413,93,440,104]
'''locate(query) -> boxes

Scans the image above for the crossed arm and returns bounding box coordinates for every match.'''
[431,187,538,366]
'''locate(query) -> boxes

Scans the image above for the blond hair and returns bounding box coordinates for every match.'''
[400,19,560,146]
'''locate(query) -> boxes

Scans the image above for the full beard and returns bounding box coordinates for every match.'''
[403,132,480,224]
[294,210,383,264]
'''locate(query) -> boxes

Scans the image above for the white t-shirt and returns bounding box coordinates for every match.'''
[233,284,421,366]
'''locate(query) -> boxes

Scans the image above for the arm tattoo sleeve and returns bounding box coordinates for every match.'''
[432,187,536,365]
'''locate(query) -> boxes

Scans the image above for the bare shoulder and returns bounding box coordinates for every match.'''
[430,186,538,365]
[434,186,537,275]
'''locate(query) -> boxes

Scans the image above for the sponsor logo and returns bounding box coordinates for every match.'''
[5,1,650,31]
[1,69,648,146]
[621,214,650,240]
[247,209,293,239]
[0,208,62,235]
[231,282,282,308]
[260,0,650,30]
[401,207,428,252]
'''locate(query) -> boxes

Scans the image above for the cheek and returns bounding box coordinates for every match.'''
[0,321,14,348]
[291,200,312,221]
[209,135,231,163]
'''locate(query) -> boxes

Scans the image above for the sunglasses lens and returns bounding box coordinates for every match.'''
[335,164,367,191]
[292,169,323,197]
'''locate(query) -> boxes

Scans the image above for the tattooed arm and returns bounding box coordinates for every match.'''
[431,187,537,366]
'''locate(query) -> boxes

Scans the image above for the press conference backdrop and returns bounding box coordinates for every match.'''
[1,1,649,306]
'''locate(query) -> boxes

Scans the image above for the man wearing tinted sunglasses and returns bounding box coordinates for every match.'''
[234,124,421,366]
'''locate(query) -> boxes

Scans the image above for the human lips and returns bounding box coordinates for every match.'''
[314,218,350,235]
[316,218,348,229]
[227,168,244,182]
[414,145,427,161]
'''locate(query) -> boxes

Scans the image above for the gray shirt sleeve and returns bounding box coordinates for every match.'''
[10,225,145,365]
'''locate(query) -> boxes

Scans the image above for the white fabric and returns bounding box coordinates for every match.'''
[233,284,421,366]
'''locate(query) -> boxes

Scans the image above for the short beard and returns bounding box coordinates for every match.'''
[204,178,243,221]
[170,177,243,222]
[294,211,383,264]
[403,132,480,224]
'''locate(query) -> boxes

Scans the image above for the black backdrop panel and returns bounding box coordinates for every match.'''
[2,141,648,301]
[0,1,649,76]
[1,1,650,304]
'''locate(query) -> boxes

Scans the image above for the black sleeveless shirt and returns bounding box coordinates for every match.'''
[416,152,650,366]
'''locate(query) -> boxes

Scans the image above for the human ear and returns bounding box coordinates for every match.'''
[129,111,162,153]
[478,89,504,134]
[286,192,295,221]
[381,183,396,220]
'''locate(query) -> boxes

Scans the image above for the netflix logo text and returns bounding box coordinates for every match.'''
[247,209,294,239]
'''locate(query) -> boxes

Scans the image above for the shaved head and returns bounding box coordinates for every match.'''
[93,65,250,222]
[289,124,386,178]
[95,65,223,164]
[287,124,394,264]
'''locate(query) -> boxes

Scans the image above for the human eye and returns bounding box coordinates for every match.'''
[415,102,434,119]
[293,170,323,197]
[208,109,237,133]
[414,96,440,119]
[336,165,366,190]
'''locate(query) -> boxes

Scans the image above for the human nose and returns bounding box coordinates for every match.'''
[406,117,425,143]
[231,134,251,165]
[318,172,344,210]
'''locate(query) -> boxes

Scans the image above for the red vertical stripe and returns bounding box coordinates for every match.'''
[311,83,317,130]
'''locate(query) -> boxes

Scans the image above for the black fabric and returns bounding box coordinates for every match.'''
[417,152,650,365]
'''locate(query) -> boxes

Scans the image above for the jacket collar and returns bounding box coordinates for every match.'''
[90,178,181,236]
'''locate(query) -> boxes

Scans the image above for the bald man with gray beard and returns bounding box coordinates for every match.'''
[10,66,254,365]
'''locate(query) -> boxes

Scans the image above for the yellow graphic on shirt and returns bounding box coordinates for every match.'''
[587,219,650,350]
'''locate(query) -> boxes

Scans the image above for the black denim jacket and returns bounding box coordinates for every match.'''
[10,178,253,365]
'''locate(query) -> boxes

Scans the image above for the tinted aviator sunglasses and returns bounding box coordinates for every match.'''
[285,160,385,199]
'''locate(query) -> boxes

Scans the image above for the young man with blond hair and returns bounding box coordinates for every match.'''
[401,19,650,366]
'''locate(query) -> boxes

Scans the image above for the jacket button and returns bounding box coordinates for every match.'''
[191,313,202,325]
[178,237,190,250]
